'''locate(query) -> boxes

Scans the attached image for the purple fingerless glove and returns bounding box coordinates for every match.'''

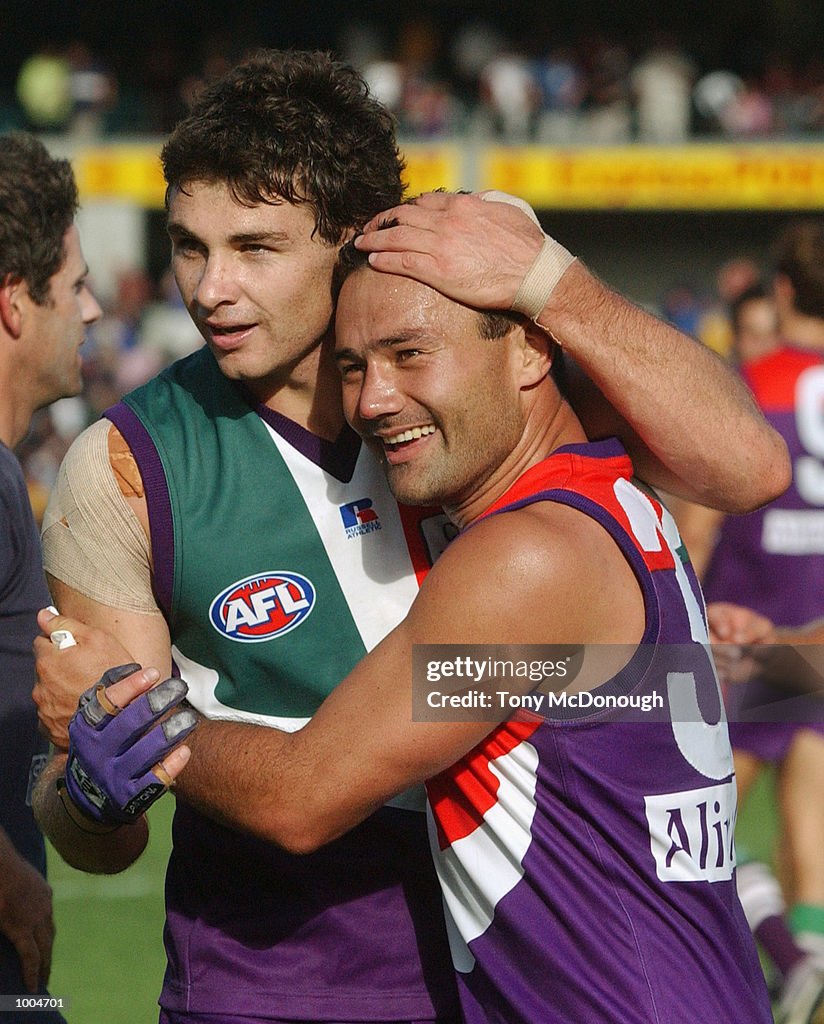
[65,664,198,824]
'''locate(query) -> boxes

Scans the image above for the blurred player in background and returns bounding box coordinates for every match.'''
[680,221,824,1023]
[0,131,101,1021]
[30,50,787,1024]
[676,279,780,578]
[730,280,782,367]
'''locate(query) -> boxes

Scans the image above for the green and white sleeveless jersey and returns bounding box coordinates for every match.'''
[106,347,460,1022]
[108,346,452,730]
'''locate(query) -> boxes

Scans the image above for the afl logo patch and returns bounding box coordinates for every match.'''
[209,572,316,642]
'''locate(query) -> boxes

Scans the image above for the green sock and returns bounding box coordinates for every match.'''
[790,904,824,938]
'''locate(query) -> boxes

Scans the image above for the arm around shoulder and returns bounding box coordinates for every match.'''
[180,504,644,853]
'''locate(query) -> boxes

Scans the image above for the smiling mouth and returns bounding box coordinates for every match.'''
[382,425,436,452]
[207,323,255,347]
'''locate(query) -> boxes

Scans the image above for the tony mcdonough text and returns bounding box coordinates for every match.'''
[426,690,665,712]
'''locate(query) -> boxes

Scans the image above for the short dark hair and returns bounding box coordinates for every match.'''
[333,227,523,341]
[161,49,405,243]
[0,132,78,305]
[774,219,824,320]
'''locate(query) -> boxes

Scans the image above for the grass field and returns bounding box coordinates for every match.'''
[46,772,782,1024]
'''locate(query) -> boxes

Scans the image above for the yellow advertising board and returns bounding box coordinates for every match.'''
[481,144,824,209]
[74,144,168,207]
[71,141,824,211]
[402,144,464,196]
[71,142,465,209]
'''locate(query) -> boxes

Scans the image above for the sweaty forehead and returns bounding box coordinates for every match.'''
[335,268,466,350]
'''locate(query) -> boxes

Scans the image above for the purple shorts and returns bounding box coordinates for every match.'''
[725,677,824,761]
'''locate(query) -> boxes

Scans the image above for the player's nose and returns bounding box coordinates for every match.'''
[82,286,103,325]
[356,364,404,421]
[194,254,239,310]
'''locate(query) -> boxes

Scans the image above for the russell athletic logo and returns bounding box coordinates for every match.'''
[209,572,316,642]
[339,498,382,539]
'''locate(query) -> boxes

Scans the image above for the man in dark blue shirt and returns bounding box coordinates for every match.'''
[0,132,101,1020]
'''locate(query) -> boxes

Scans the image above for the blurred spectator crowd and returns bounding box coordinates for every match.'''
[5,21,824,143]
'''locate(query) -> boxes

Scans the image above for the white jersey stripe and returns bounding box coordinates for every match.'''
[264,422,422,652]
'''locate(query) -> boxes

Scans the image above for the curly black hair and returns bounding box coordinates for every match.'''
[161,49,406,243]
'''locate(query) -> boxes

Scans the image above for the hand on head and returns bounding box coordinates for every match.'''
[355,191,573,317]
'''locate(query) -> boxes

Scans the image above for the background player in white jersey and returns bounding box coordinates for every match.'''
[37,221,774,1023]
[31,50,788,1024]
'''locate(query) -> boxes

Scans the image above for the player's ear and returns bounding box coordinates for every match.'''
[0,273,25,339]
[516,320,555,388]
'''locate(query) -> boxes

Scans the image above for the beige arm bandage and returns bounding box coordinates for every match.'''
[511,237,577,320]
[41,419,160,614]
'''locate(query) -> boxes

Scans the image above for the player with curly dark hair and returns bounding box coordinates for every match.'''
[161,49,404,243]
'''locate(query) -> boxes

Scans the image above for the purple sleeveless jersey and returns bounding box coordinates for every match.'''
[425,441,772,1024]
[703,345,824,627]
[702,346,824,757]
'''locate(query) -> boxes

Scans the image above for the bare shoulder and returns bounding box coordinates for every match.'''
[408,500,645,645]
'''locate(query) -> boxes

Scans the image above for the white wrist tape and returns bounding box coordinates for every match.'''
[480,190,576,320]
[511,235,576,320]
